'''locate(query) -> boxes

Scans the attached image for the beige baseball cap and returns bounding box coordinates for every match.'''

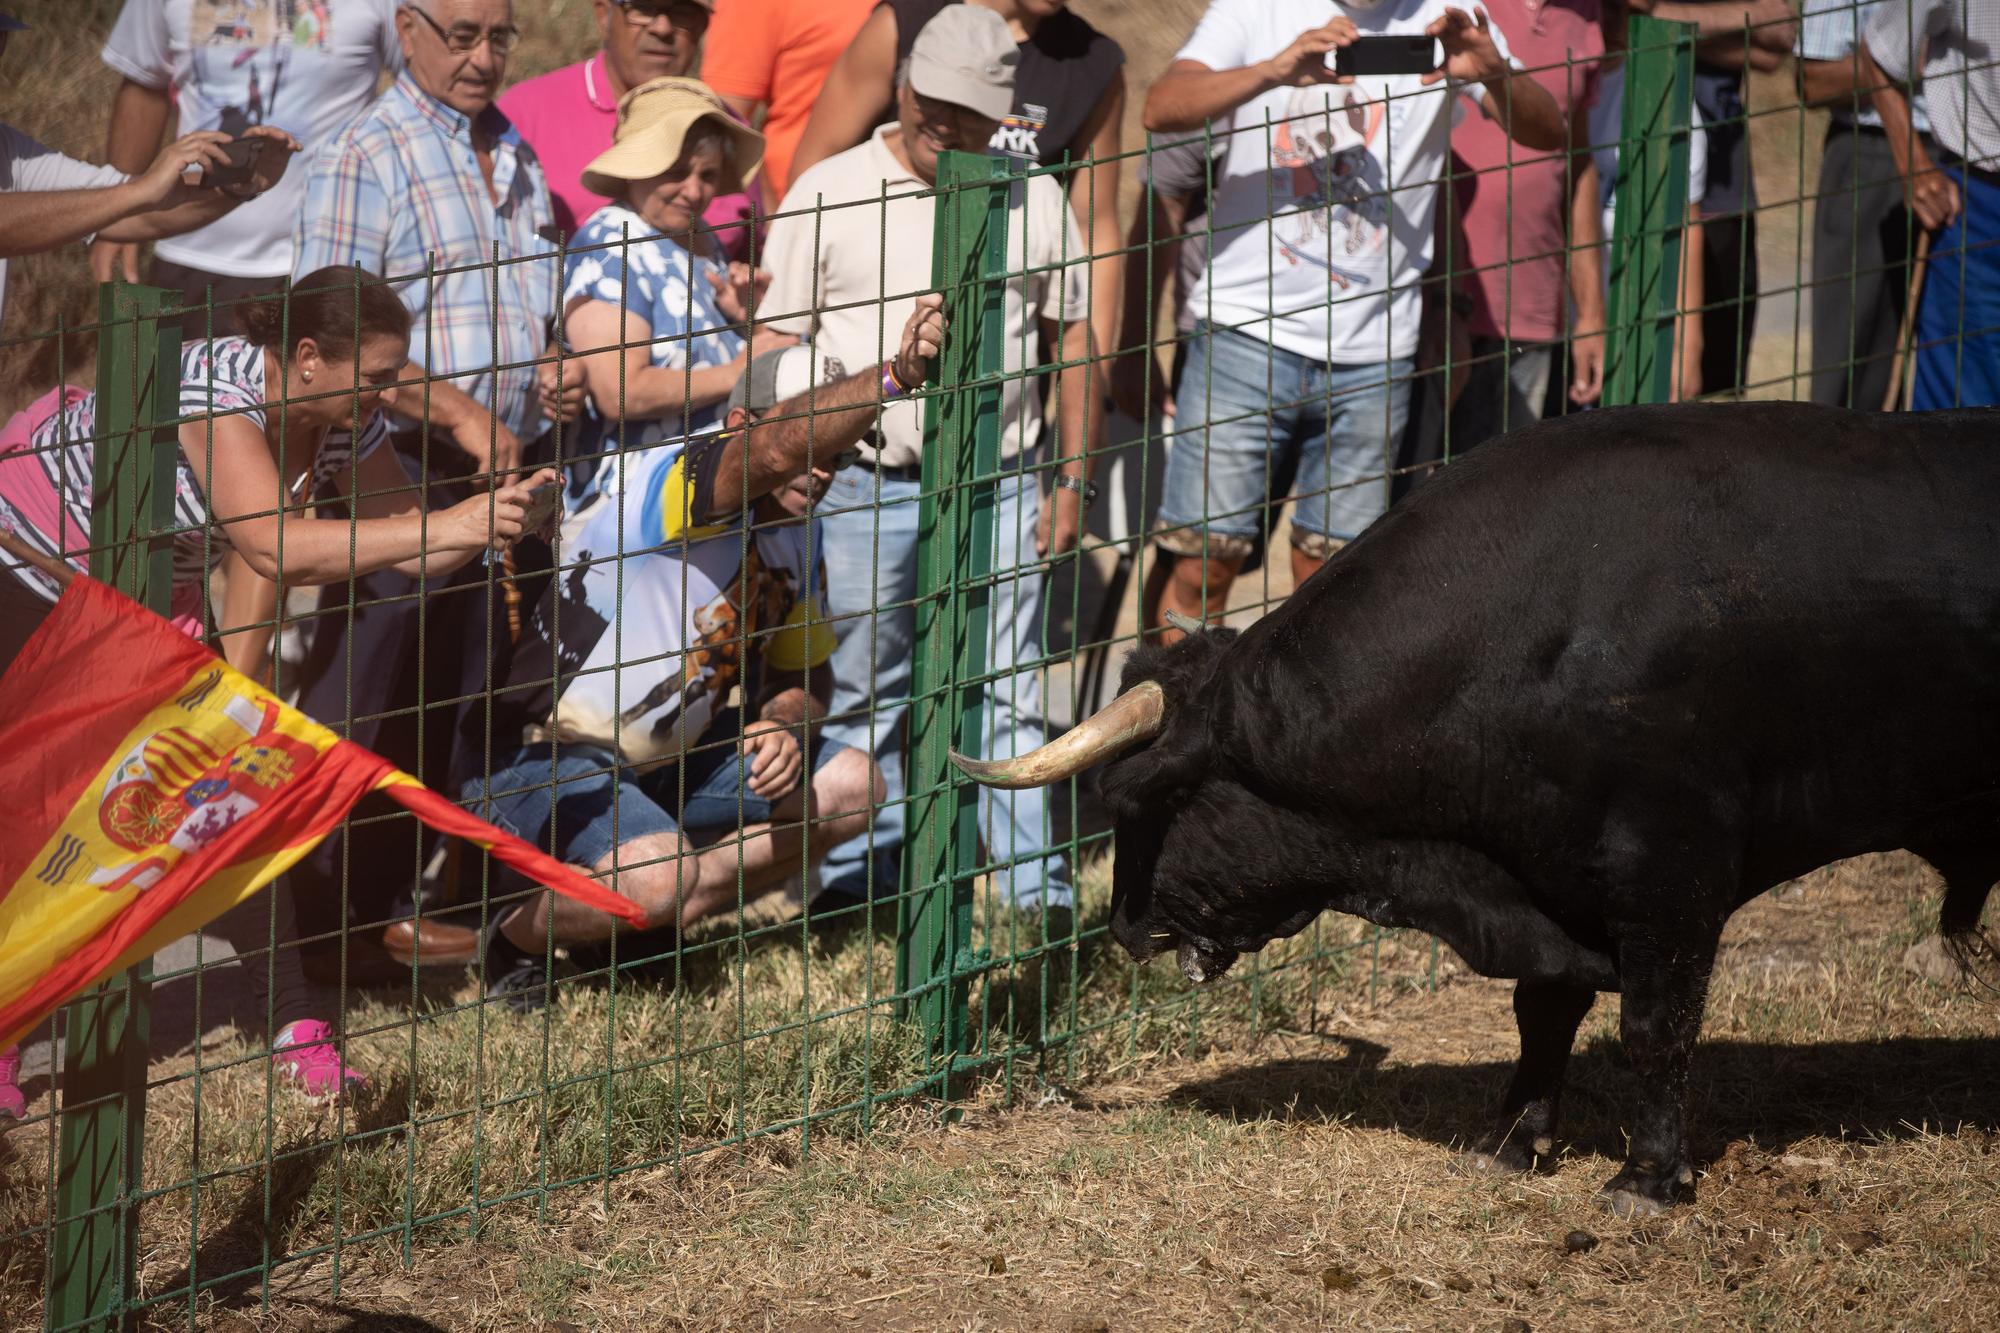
[906,4,1017,123]
[580,77,764,197]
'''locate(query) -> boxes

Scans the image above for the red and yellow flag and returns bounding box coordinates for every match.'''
[0,575,646,1049]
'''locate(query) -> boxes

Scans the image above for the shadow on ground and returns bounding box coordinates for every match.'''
[1165,1034,2000,1168]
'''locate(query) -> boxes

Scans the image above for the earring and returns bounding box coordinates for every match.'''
[302,369,313,383]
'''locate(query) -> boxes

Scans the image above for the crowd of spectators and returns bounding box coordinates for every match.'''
[0,0,1992,1117]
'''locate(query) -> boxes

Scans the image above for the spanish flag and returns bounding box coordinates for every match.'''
[0,564,647,1050]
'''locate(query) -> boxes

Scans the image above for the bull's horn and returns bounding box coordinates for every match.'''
[951,680,1166,789]
[1163,610,1204,635]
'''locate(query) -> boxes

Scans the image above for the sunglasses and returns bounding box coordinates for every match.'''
[612,0,711,34]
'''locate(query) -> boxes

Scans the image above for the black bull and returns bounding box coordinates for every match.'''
[955,402,2000,1215]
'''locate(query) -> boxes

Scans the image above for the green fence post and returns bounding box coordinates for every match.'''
[1604,16,1697,407]
[896,151,1013,1078]
[48,282,181,1332]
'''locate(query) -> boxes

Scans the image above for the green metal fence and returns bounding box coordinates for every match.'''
[7,5,1985,1323]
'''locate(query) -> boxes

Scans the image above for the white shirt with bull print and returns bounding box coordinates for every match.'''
[1177,0,1520,364]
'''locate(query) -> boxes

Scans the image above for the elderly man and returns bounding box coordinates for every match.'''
[87,0,402,312]
[1864,0,2000,411]
[289,0,570,966]
[498,0,754,256]
[470,303,946,1008]
[760,5,1098,920]
[1799,0,1932,410]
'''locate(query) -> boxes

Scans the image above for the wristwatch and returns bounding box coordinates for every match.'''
[1053,474,1098,509]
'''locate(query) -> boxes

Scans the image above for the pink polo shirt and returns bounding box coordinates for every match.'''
[497,55,757,261]
[1449,0,1604,344]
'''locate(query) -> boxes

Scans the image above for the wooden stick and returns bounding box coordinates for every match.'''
[1883,230,1933,412]
[0,526,76,590]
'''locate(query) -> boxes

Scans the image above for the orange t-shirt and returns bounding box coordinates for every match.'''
[701,0,878,202]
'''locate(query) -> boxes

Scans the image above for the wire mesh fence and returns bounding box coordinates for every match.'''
[0,3,1990,1326]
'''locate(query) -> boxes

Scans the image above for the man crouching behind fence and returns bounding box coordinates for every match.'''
[464,298,945,1009]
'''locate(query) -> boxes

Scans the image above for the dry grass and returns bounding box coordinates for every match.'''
[3,852,1997,1330]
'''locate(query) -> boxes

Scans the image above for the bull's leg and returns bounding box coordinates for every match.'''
[1600,940,1717,1216]
[1458,979,1595,1176]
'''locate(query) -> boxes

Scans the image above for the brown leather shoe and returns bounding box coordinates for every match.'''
[380,918,479,967]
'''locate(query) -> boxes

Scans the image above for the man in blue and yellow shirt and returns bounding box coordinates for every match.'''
[468,297,944,1007]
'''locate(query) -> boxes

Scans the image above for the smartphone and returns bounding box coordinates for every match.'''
[1332,35,1441,78]
[520,480,564,537]
[187,136,265,191]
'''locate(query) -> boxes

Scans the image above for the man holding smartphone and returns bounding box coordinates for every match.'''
[1140,1,1563,636]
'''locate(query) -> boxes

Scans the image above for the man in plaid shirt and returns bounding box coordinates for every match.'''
[289,0,579,968]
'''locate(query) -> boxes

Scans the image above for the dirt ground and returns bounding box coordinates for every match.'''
[73,853,1988,1333]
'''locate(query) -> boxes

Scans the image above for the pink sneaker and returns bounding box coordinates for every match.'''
[0,1044,25,1127]
[271,1021,368,1104]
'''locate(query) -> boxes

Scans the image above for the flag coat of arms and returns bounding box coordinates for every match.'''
[0,574,646,1049]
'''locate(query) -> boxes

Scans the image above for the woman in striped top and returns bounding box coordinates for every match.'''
[0,266,556,1106]
[0,265,552,637]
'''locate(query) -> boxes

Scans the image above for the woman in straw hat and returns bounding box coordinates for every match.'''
[563,77,772,463]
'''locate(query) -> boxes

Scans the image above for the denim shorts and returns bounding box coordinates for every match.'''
[1155,321,1412,559]
[465,712,851,871]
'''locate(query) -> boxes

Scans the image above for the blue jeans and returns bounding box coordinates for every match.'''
[466,713,850,870]
[817,457,1071,909]
[1912,163,2000,411]
[1156,321,1412,559]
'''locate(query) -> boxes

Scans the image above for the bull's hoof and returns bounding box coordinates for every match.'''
[1597,1165,1695,1216]
[1452,1136,1548,1178]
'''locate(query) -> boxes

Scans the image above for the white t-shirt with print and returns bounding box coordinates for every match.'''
[102,0,402,279]
[762,125,1091,469]
[0,124,128,333]
[1177,0,1518,363]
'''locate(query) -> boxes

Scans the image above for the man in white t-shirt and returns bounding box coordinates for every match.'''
[87,0,402,312]
[758,4,1098,917]
[0,9,298,335]
[1141,0,1561,636]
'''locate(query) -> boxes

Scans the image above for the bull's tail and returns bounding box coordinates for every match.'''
[1938,874,2000,999]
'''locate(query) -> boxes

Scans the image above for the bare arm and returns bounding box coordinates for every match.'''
[564,301,748,422]
[3,128,291,258]
[703,293,947,518]
[1111,185,1195,419]
[1071,70,1127,386]
[1799,52,1885,110]
[1567,156,1607,405]
[90,79,175,283]
[789,5,899,185]
[1427,8,1565,152]
[1675,212,1706,401]
[1634,0,1797,50]
[379,359,527,480]
[214,551,280,682]
[1037,316,1099,558]
[187,414,548,583]
[1863,39,1959,229]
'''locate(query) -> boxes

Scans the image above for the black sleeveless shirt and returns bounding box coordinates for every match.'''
[885,0,1125,170]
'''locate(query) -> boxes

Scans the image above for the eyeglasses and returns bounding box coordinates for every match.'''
[403,5,520,55]
[613,0,711,35]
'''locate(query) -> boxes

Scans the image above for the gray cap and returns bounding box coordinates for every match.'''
[907,4,1017,123]
[727,344,847,417]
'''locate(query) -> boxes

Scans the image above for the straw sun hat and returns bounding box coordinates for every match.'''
[579,77,764,198]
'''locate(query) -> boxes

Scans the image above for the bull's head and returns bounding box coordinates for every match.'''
[955,620,1323,987]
